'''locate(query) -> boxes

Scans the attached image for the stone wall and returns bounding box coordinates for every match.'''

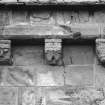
[0,5,105,105]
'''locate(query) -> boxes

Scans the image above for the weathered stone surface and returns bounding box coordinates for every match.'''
[18,0,99,4]
[36,65,64,86]
[2,23,100,39]
[13,46,44,66]
[63,45,94,65]
[65,65,93,86]
[30,11,54,25]
[79,11,89,23]
[94,11,105,23]
[0,40,12,65]
[45,39,62,66]
[0,65,64,86]
[19,87,36,105]
[99,23,105,37]
[0,0,17,2]
[96,39,105,63]
[11,10,29,25]
[95,65,105,88]
[53,11,65,25]
[3,24,68,37]
[37,87,105,105]
[70,23,100,38]
[0,87,18,105]
[1,66,36,86]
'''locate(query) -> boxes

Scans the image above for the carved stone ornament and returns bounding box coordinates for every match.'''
[96,38,105,64]
[0,40,12,65]
[45,39,62,66]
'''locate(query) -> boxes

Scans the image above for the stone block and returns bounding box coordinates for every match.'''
[79,11,89,23]
[11,10,28,25]
[65,65,94,86]
[93,11,105,23]
[0,10,11,26]
[63,45,94,65]
[63,11,72,25]
[30,11,53,25]
[36,65,64,86]
[64,0,99,2]
[70,23,100,38]
[95,65,105,88]
[70,12,79,23]
[19,87,36,105]
[1,66,36,86]
[38,87,104,105]
[0,87,18,105]
[53,11,65,25]
[13,46,44,66]
[96,39,105,64]
[0,0,17,2]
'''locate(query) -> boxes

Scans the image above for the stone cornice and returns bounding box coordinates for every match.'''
[0,0,105,6]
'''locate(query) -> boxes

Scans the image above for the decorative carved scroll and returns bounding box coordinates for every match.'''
[45,39,62,66]
[0,40,12,65]
[96,38,105,64]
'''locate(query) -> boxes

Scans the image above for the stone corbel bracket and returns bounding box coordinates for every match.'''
[44,39,62,66]
[0,40,12,65]
[96,38,105,64]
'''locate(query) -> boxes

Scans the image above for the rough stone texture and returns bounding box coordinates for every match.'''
[96,39,105,63]
[0,40,12,65]
[45,39,62,65]
[30,11,54,25]
[35,87,105,105]
[36,65,64,86]
[1,3,105,105]
[19,87,36,105]
[65,65,94,86]
[63,45,94,65]
[95,65,105,88]
[2,66,36,86]
[1,0,100,4]
[0,87,18,105]
[1,10,104,39]
[13,46,44,66]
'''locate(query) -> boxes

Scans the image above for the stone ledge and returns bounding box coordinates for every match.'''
[0,0,105,6]
[0,23,100,39]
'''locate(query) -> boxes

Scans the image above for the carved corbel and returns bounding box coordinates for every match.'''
[0,40,12,65]
[96,38,105,64]
[44,39,62,66]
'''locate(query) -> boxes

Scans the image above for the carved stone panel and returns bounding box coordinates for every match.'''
[45,39,62,66]
[96,38,105,64]
[0,40,12,65]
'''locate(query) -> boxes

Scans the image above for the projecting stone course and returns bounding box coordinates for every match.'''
[0,9,105,38]
[0,0,102,4]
